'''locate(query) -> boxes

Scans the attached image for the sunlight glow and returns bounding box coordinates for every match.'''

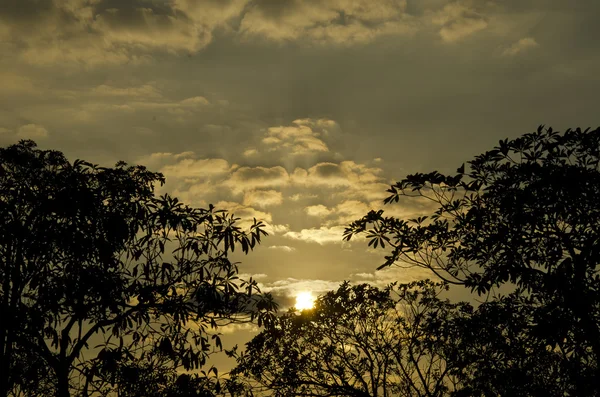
[295,291,315,310]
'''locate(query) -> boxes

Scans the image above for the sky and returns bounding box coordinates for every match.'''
[1,0,600,369]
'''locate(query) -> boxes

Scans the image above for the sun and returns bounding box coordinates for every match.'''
[295,291,315,310]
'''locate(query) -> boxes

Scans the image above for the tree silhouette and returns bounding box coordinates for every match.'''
[98,352,218,397]
[7,344,55,396]
[446,292,571,396]
[344,126,600,394]
[0,140,277,397]
[233,281,473,397]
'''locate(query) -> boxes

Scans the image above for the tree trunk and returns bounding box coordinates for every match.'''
[0,246,12,397]
[569,257,600,395]
[0,306,9,397]
[56,365,71,397]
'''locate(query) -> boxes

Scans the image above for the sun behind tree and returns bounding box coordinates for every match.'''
[295,291,315,310]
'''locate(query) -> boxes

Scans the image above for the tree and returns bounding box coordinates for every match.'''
[99,352,217,397]
[344,126,600,394]
[6,344,55,397]
[444,292,570,396]
[95,343,252,397]
[233,281,473,397]
[0,140,277,397]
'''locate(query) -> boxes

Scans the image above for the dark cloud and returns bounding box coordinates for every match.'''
[0,0,55,22]
[0,0,244,66]
[92,3,180,30]
[245,0,291,19]
[312,163,345,179]
[91,0,177,15]
[225,166,289,193]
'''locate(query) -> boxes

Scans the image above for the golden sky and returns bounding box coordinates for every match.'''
[1,0,599,334]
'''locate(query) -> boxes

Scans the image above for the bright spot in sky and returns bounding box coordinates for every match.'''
[295,291,315,310]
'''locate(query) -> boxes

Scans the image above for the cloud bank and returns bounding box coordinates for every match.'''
[0,0,519,67]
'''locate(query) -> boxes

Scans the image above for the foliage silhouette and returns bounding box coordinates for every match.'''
[445,292,571,396]
[344,126,600,394]
[233,281,474,397]
[0,140,277,397]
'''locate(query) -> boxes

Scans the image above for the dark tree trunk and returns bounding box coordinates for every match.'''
[56,365,71,397]
[569,256,600,395]
[0,253,14,397]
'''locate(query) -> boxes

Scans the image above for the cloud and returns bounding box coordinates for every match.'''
[224,166,290,193]
[92,6,212,54]
[303,200,383,226]
[243,148,259,157]
[91,84,163,99]
[439,17,487,42]
[134,152,232,206]
[0,0,248,66]
[217,322,260,335]
[210,201,287,235]
[291,161,389,201]
[329,200,371,224]
[265,277,341,294]
[349,266,433,287]
[263,223,290,235]
[16,124,49,139]
[240,0,415,45]
[174,0,249,29]
[283,225,347,245]
[57,85,213,127]
[293,161,383,187]
[432,2,488,42]
[180,96,210,106]
[0,124,49,144]
[215,200,273,228]
[502,37,538,56]
[0,0,527,69]
[0,72,39,96]
[289,193,318,201]
[170,183,211,208]
[289,197,437,245]
[267,245,296,252]
[292,163,352,187]
[262,118,336,155]
[160,158,232,180]
[136,151,196,170]
[0,0,506,68]
[127,96,211,114]
[305,204,333,217]
[132,123,433,249]
[238,273,269,281]
[243,190,284,208]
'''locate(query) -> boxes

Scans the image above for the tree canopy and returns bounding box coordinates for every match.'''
[344,126,600,394]
[0,140,277,397]
[233,284,574,396]
[234,281,478,397]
